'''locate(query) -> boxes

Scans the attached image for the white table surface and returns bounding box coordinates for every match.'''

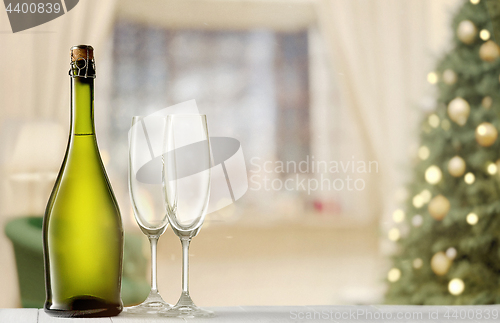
[2,305,500,322]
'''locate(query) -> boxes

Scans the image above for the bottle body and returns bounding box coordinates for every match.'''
[43,46,123,318]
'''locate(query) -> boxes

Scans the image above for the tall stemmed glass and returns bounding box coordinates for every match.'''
[126,116,172,314]
[161,114,214,318]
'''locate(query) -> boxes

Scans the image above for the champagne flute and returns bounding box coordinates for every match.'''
[160,114,214,318]
[126,116,172,314]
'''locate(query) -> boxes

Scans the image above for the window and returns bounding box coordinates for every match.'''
[109,20,311,223]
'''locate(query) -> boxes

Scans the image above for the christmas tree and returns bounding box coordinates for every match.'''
[385,0,500,305]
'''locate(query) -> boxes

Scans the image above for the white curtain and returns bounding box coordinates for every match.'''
[0,0,117,124]
[315,0,461,246]
[0,0,117,308]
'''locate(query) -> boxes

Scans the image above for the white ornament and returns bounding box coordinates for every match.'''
[412,215,423,227]
[446,247,457,259]
[448,97,470,126]
[457,20,477,45]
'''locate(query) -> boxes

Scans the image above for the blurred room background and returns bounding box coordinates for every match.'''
[0,0,462,308]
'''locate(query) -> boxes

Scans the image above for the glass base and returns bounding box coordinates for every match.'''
[123,290,172,315]
[160,292,214,318]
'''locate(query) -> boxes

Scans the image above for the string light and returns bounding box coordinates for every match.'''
[388,268,401,282]
[487,162,497,175]
[480,29,491,41]
[413,258,423,269]
[470,0,480,4]
[420,190,432,203]
[464,172,475,184]
[425,165,442,184]
[466,212,478,225]
[428,114,440,128]
[413,195,425,208]
[392,209,405,223]
[388,228,401,241]
[418,146,430,160]
[427,72,438,84]
[449,278,465,295]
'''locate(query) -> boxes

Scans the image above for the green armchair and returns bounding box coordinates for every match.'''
[4,216,149,308]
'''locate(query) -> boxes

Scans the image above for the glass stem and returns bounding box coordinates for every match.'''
[149,236,159,293]
[181,238,191,294]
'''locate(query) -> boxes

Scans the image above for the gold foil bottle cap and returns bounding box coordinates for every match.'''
[71,45,94,61]
[70,45,95,78]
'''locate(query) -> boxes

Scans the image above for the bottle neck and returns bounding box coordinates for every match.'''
[71,76,95,135]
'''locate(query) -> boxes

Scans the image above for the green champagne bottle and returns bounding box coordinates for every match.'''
[43,45,123,317]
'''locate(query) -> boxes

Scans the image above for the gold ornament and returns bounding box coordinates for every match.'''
[442,69,457,85]
[480,40,500,62]
[449,278,465,295]
[457,20,477,44]
[475,122,498,147]
[428,195,450,221]
[425,165,442,184]
[448,156,466,177]
[447,97,470,126]
[431,251,452,276]
[482,96,493,109]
